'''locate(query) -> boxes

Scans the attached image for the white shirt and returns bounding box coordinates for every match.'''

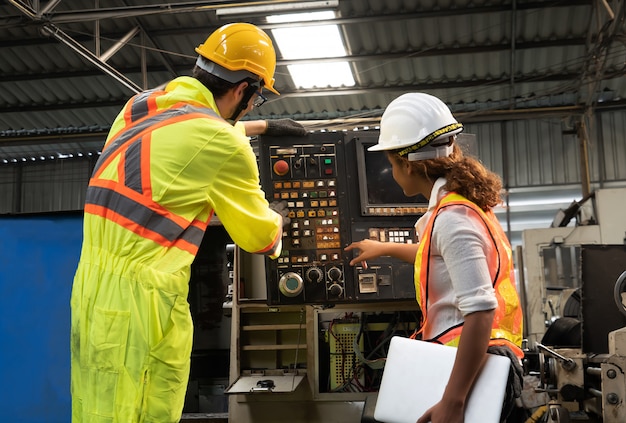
[415,178,498,340]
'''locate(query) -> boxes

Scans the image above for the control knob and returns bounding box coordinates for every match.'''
[328,282,344,298]
[305,267,323,283]
[327,266,342,281]
[278,272,304,297]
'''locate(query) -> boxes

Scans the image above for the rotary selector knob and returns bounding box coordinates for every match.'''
[278,272,303,297]
[327,266,342,281]
[328,283,344,298]
[305,267,323,283]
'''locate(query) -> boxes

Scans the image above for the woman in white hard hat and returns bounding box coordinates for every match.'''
[346,93,525,423]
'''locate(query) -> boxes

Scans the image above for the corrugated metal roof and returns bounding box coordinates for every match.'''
[0,0,625,157]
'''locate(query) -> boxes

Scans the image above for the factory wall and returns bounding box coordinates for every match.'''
[0,213,82,423]
[1,110,625,248]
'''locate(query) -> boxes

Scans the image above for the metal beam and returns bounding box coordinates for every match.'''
[34,0,591,25]
[37,0,61,17]
[2,0,593,27]
[0,70,595,114]
[7,0,143,94]
[0,37,590,83]
[119,0,179,79]
[99,26,140,63]
[40,25,142,93]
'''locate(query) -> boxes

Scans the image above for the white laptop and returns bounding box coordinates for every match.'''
[374,336,510,423]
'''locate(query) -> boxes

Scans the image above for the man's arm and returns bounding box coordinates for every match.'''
[243,119,307,137]
[242,120,268,136]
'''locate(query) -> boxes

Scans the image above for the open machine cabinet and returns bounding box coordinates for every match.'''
[226,247,420,423]
[225,132,424,421]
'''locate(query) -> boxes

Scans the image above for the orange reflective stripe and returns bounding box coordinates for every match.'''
[84,203,203,256]
[414,211,435,316]
[488,339,524,359]
[140,133,152,197]
[86,94,225,254]
[254,228,282,255]
[89,179,198,232]
[123,89,164,126]
[94,105,220,178]
[88,179,190,232]
[433,326,524,359]
[86,184,206,252]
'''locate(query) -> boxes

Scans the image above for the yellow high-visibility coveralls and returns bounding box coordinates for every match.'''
[70,76,282,423]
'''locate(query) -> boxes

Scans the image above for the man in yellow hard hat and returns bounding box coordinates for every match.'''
[70,23,296,422]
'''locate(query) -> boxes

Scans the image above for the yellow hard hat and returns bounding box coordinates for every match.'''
[195,23,279,95]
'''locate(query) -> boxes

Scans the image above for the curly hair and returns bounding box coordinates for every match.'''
[387,142,503,211]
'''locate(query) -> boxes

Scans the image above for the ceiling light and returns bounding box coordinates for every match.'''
[215,1,338,17]
[268,11,355,88]
[287,62,354,88]
[272,23,346,59]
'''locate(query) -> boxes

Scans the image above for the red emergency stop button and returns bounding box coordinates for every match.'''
[273,160,289,176]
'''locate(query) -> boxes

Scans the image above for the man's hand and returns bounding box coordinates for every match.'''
[269,200,291,226]
[265,119,307,137]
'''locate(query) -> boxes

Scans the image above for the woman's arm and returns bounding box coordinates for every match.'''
[345,239,419,265]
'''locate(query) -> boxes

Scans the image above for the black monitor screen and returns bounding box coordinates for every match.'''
[355,137,428,216]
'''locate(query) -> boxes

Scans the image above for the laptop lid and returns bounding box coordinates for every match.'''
[374,336,510,423]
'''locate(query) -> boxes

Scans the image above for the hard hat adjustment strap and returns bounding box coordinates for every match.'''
[407,144,454,161]
[397,123,463,157]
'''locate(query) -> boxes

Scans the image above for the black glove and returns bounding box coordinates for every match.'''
[265,118,307,137]
[487,345,524,421]
[269,200,291,226]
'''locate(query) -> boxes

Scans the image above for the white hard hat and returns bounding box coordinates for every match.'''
[369,93,463,159]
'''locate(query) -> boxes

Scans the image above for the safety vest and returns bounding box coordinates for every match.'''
[84,88,226,259]
[414,192,524,358]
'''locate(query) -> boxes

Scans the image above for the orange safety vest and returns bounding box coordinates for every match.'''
[85,88,224,257]
[414,192,524,359]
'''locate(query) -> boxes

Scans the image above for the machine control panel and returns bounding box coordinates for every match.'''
[350,223,417,301]
[259,134,351,305]
[258,133,420,305]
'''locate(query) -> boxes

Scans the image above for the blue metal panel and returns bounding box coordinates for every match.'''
[0,213,82,423]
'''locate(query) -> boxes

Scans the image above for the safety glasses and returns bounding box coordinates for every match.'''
[253,90,268,108]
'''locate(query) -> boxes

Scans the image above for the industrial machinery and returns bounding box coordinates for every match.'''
[256,132,420,305]
[218,129,626,422]
[521,188,626,423]
[221,132,424,422]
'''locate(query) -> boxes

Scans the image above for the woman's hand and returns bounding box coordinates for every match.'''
[416,398,465,423]
[344,239,386,265]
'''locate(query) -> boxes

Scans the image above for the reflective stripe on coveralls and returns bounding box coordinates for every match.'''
[86,101,224,256]
[72,89,236,423]
[124,89,162,125]
[414,192,524,359]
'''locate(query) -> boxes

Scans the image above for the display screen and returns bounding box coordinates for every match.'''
[355,137,428,216]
